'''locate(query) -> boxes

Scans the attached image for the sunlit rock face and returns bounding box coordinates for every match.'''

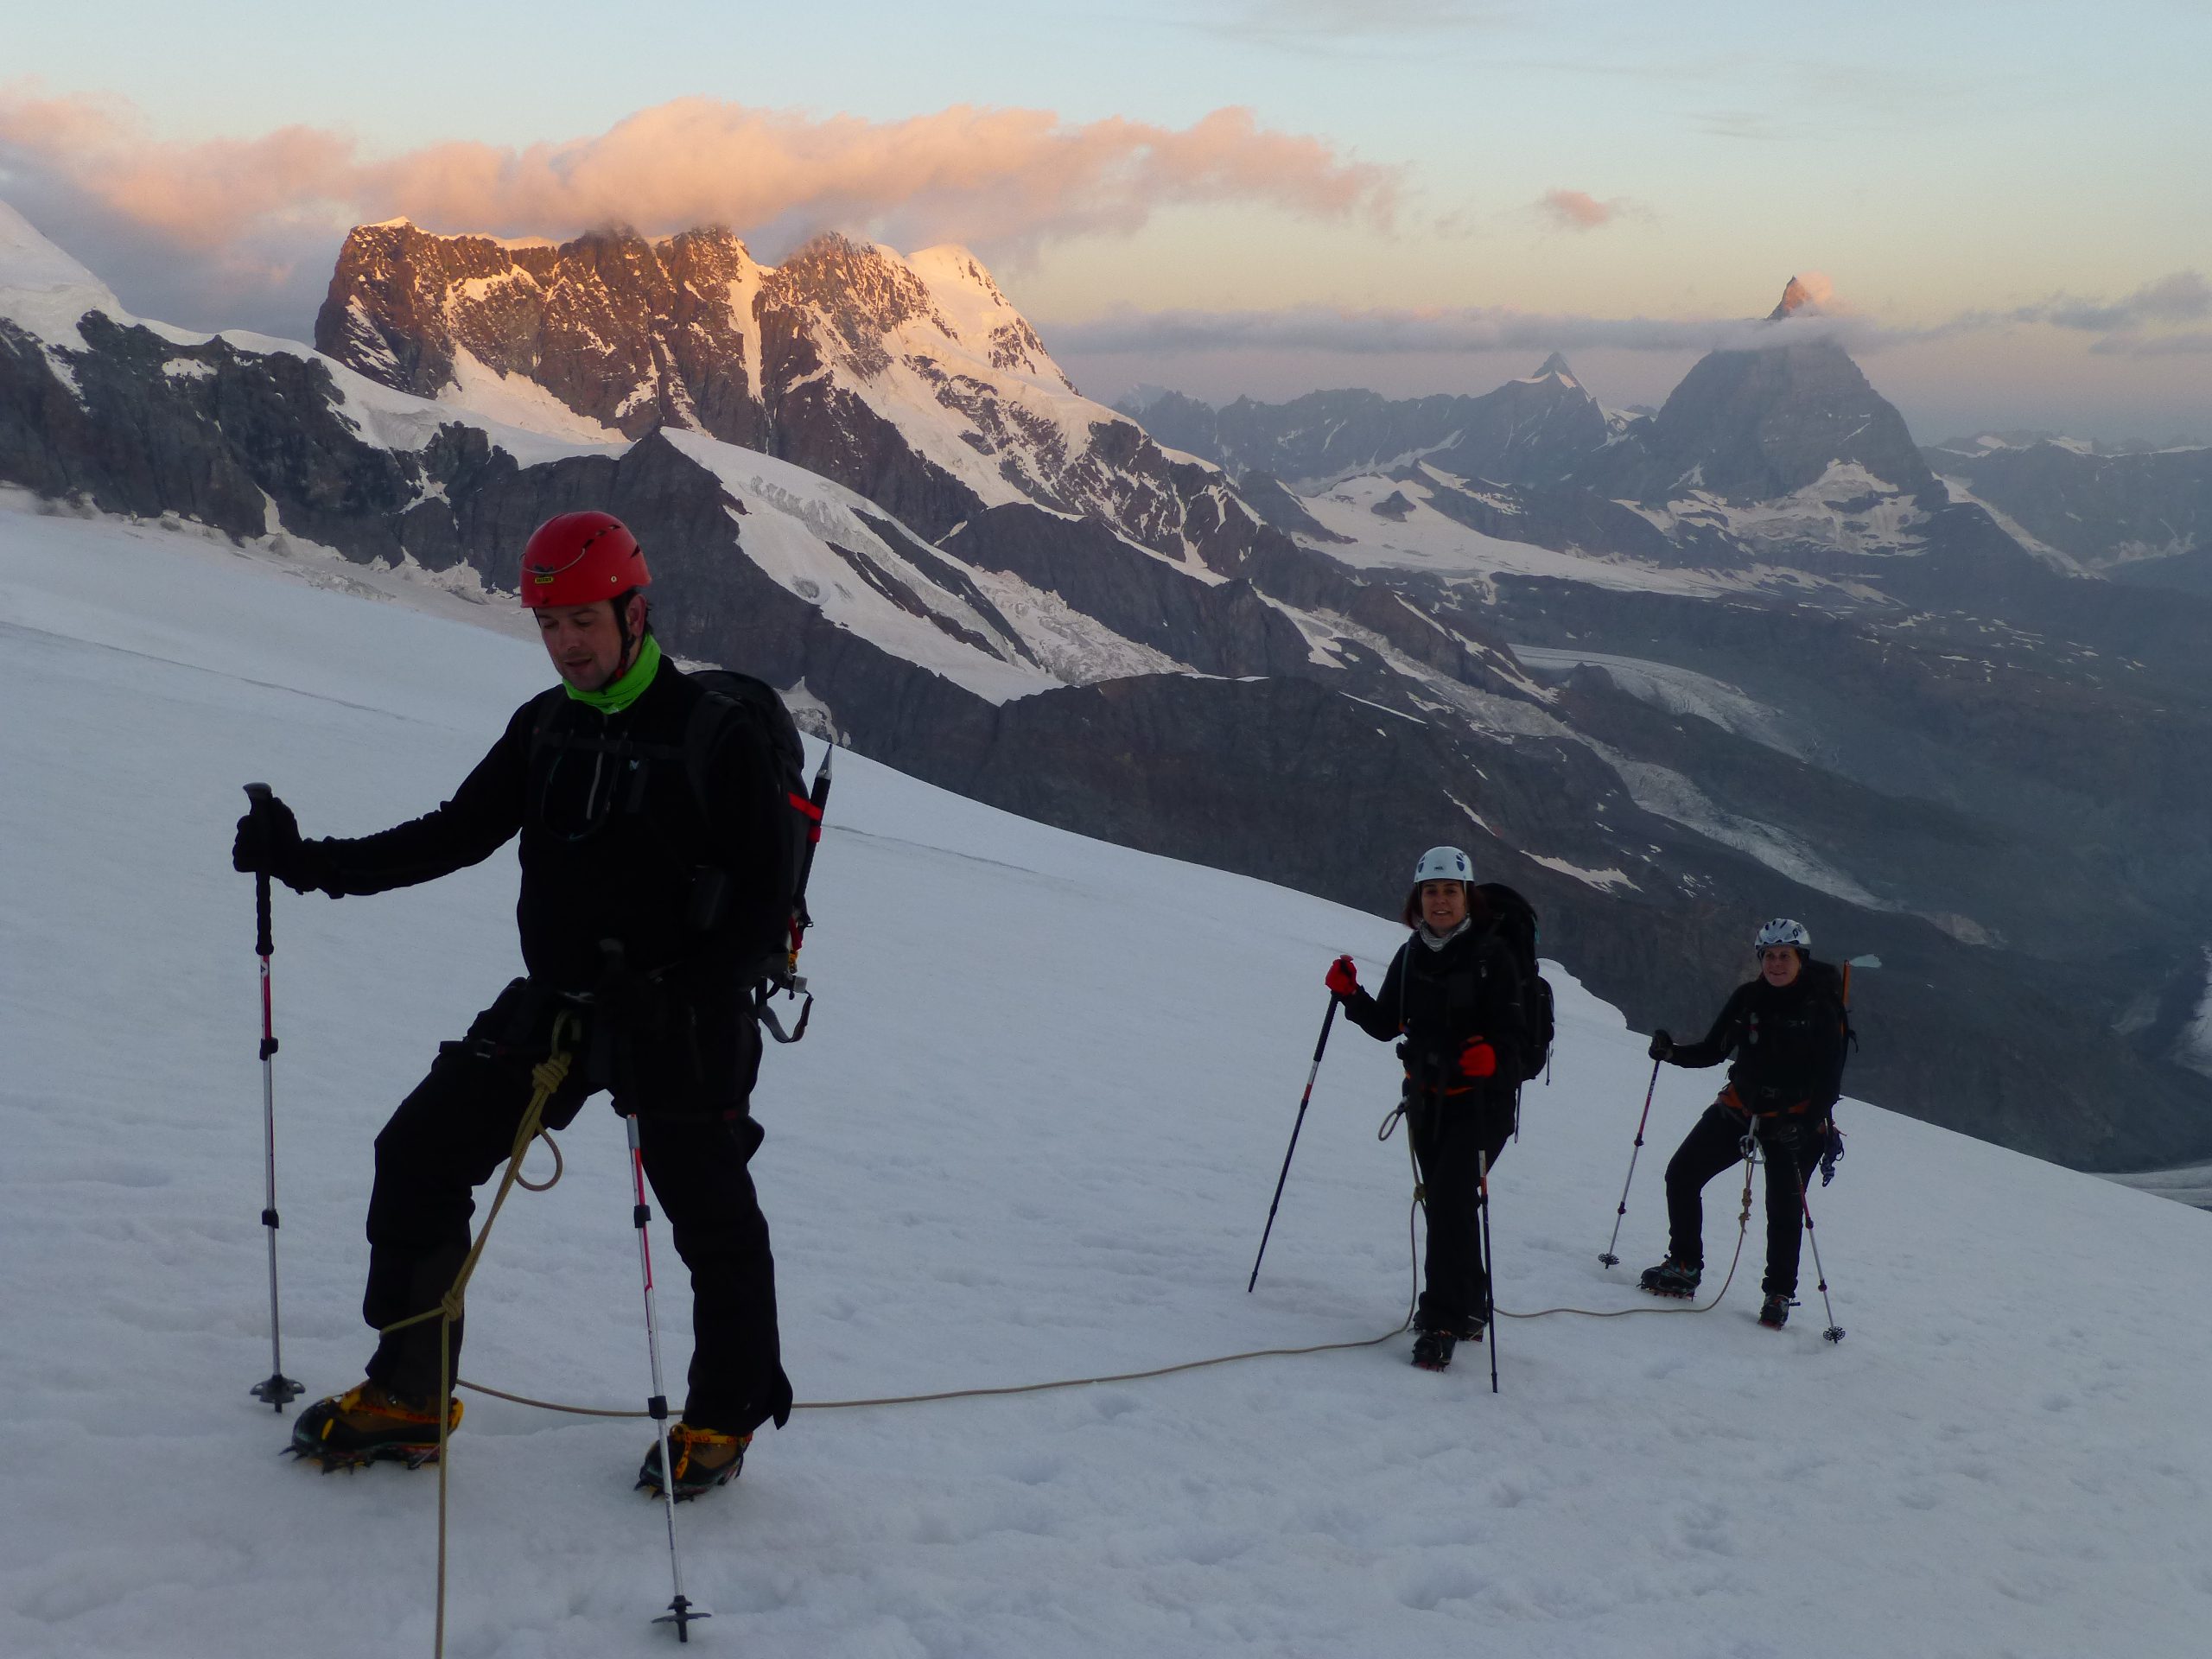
[316,222,1281,569]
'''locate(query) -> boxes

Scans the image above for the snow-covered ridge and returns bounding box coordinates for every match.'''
[0,200,128,353]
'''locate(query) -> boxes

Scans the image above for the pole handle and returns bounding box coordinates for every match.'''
[244,784,275,957]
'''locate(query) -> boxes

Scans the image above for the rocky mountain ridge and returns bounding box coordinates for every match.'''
[1117,355,1622,493]
[1925,435,2211,591]
[317,220,1268,576]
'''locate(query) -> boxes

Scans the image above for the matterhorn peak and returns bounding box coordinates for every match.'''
[1768,275,1822,321]
[1532,351,1580,385]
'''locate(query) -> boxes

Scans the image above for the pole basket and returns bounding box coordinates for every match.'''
[655,1597,709,1643]
[250,1373,304,1408]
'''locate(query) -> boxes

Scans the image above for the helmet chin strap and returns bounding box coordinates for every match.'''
[612,591,644,677]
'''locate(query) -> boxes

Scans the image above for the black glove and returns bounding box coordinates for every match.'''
[1647,1029,1673,1062]
[1818,1117,1846,1186]
[233,791,305,885]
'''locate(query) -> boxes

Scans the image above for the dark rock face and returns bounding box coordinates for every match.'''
[1584,341,1941,506]
[2,312,416,561]
[1236,470,1351,543]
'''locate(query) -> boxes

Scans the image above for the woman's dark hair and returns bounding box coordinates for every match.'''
[1402,880,1490,930]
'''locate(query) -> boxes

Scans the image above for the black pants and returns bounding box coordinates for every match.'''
[361,988,793,1436]
[1408,1086,1514,1334]
[1664,1102,1819,1299]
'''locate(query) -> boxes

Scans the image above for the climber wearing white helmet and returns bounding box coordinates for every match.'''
[1324,846,1528,1371]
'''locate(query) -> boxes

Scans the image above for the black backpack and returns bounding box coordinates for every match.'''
[683,670,815,989]
[1473,882,1554,1086]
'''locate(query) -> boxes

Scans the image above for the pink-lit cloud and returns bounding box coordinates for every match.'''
[0,83,1397,258]
[1537,188,1615,230]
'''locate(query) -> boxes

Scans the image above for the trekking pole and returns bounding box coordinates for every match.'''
[243,784,303,1410]
[1798,1173,1846,1344]
[1248,996,1339,1293]
[1478,1147,1499,1395]
[625,1114,709,1641]
[1599,1057,1662,1268]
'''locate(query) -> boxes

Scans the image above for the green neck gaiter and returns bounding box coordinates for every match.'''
[563,632,663,715]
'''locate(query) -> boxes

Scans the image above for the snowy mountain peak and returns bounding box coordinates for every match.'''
[906,245,1069,386]
[1530,350,1580,387]
[0,198,128,349]
[1768,275,1821,321]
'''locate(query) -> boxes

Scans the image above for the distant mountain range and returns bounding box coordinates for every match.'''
[1923,434,2212,593]
[5,200,2210,1173]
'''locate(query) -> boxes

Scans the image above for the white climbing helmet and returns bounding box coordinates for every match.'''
[1755,917,1811,954]
[1413,846,1474,885]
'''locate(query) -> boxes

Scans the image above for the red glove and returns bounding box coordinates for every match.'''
[1325,955,1361,998]
[1459,1037,1497,1078]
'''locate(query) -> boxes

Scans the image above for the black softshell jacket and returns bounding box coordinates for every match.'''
[1342,924,1526,1094]
[1670,962,1850,1115]
[289,664,791,1000]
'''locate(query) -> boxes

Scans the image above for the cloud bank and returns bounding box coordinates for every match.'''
[1046,270,2212,363]
[1049,302,1945,359]
[0,85,1399,334]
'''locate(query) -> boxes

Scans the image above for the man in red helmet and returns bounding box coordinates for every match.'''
[233,511,803,1497]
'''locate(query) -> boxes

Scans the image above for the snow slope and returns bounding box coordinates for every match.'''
[1299,471,1735,597]
[4,502,2212,1659]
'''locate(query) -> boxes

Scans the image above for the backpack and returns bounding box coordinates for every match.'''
[683,670,817,991]
[1473,882,1554,1086]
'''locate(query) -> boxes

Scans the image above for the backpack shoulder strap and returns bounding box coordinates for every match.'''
[679,677,739,812]
[524,685,571,767]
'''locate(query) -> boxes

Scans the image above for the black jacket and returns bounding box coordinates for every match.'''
[1669,961,1850,1116]
[1342,923,1526,1095]
[289,663,791,1001]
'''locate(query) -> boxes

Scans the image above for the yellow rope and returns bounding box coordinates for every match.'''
[375,1020,576,1659]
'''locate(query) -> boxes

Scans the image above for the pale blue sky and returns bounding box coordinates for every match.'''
[4,0,2207,435]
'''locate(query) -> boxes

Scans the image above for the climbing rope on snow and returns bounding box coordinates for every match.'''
[452,1135,1758,1425]
[373,1016,578,1659]
[459,1195,1423,1417]
[1496,1141,1758,1322]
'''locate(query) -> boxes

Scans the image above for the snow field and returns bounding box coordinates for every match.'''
[3,505,2212,1658]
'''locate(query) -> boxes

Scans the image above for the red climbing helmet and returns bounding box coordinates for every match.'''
[518,512,650,607]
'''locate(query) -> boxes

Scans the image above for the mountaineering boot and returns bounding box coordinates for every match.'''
[1410,1328,1458,1371]
[1639,1258,1701,1299]
[638,1423,752,1499]
[1758,1293,1793,1330]
[289,1381,461,1470]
